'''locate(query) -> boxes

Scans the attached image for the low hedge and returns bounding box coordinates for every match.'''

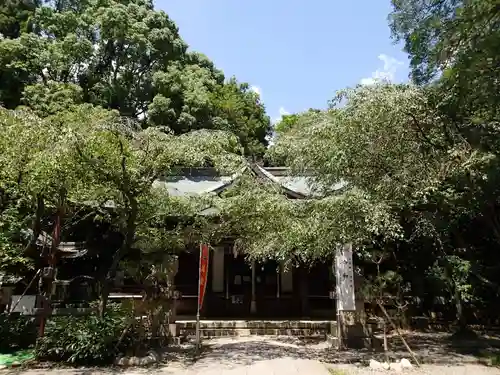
[35,304,136,365]
[0,313,37,352]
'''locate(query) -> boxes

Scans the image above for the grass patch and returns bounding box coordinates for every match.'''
[487,353,500,367]
[476,351,500,367]
[0,349,35,366]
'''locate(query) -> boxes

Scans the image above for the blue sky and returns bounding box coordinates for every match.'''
[156,0,409,123]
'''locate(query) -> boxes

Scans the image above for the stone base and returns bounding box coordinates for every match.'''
[326,334,339,348]
[169,323,178,337]
[341,323,373,349]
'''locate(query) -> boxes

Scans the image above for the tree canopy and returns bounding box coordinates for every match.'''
[389,0,500,122]
[234,0,500,326]
[1,0,500,331]
[0,0,271,157]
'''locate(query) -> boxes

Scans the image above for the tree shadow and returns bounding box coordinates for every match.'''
[188,336,372,370]
[13,332,500,374]
[186,331,500,370]
[375,331,500,364]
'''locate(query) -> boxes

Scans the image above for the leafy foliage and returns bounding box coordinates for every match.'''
[266,75,500,324]
[0,0,270,157]
[386,0,500,326]
[273,108,323,134]
[270,84,472,205]
[389,0,500,122]
[218,175,400,265]
[0,313,37,352]
[0,103,244,315]
[210,78,271,158]
[35,304,134,364]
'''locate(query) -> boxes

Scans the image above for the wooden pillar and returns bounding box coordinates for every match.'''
[212,247,224,293]
[280,262,293,293]
[168,256,179,337]
[225,259,230,300]
[250,261,257,313]
[276,265,280,298]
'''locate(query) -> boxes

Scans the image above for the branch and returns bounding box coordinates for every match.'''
[75,142,119,185]
[22,194,44,255]
[406,112,444,151]
[470,268,500,294]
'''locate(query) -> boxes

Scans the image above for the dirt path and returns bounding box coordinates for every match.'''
[3,332,500,374]
[328,363,500,374]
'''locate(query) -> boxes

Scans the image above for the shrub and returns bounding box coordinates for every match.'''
[35,304,135,365]
[0,313,37,352]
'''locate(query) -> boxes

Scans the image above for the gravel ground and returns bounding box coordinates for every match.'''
[328,363,500,375]
[2,332,500,374]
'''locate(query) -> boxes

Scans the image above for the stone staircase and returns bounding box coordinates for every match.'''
[176,319,335,338]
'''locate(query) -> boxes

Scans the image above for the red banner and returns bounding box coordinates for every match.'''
[197,244,210,312]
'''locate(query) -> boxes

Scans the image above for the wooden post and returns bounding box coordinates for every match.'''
[39,194,64,337]
[378,302,420,367]
[168,256,179,338]
[337,305,343,350]
[383,319,389,363]
[276,264,280,298]
[250,261,256,313]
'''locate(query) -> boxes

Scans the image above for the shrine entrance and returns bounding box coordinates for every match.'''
[174,248,335,319]
[225,254,280,317]
[225,253,252,315]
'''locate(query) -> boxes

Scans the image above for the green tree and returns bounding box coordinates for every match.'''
[389,0,500,122]
[60,104,243,315]
[0,106,84,276]
[273,108,322,134]
[0,103,244,315]
[265,83,500,327]
[389,0,500,326]
[210,78,271,158]
[0,0,39,38]
[219,176,399,265]
[0,0,271,158]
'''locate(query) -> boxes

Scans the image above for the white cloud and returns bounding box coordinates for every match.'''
[267,106,291,147]
[279,107,289,117]
[250,85,262,97]
[360,54,404,85]
[272,106,290,125]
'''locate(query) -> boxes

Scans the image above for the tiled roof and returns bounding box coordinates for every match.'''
[153,166,246,196]
[153,165,346,198]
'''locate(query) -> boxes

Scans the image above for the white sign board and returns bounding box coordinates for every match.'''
[335,244,356,311]
[10,295,37,315]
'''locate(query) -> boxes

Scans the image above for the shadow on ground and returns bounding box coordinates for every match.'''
[7,332,500,374]
[388,330,500,364]
[189,331,500,369]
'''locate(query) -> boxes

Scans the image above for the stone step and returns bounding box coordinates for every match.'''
[176,320,334,338]
[177,320,334,329]
[180,328,329,337]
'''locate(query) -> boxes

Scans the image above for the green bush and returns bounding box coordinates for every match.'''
[0,313,37,352]
[35,304,135,365]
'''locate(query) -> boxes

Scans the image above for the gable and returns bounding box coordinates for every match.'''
[152,164,347,198]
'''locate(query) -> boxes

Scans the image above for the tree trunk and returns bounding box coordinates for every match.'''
[454,286,467,331]
[99,198,138,318]
[24,195,44,256]
[99,281,110,318]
